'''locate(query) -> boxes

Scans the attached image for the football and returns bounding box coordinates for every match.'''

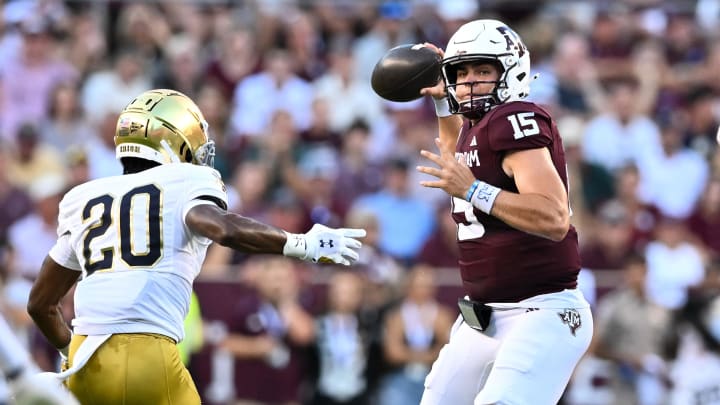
[371,44,442,102]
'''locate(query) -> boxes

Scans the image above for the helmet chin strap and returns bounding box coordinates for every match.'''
[459,95,494,118]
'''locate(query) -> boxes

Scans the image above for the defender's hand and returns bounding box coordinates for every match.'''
[283,224,366,266]
[417,138,477,199]
[9,369,79,405]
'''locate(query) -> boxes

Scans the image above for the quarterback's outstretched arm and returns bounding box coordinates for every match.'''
[186,204,365,265]
[27,257,78,351]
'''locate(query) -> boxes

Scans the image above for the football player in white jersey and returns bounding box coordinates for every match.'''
[26,89,365,405]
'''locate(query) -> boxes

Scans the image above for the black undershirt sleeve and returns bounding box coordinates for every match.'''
[194,195,227,211]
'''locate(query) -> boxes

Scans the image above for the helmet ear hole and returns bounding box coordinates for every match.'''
[179,142,192,163]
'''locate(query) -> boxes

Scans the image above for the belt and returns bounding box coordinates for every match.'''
[457,298,492,331]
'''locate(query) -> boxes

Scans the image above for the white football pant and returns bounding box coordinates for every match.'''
[421,289,593,405]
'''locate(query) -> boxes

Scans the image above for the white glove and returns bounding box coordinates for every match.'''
[283,224,366,265]
[8,368,79,405]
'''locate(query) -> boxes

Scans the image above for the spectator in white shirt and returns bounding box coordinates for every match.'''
[230,49,314,138]
[7,174,66,279]
[581,77,663,173]
[314,43,385,134]
[80,48,151,124]
[638,116,709,219]
[644,217,706,310]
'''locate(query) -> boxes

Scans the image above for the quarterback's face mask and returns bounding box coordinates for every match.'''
[115,89,215,167]
[444,60,504,120]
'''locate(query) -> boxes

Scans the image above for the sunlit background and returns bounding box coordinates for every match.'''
[0,1,719,404]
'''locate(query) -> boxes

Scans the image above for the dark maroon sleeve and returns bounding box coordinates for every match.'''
[487,103,553,153]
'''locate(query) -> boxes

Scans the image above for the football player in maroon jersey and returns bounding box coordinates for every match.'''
[416,19,593,405]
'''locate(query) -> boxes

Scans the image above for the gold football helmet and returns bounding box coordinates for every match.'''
[115,89,215,166]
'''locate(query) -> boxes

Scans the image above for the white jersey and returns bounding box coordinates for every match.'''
[48,163,228,342]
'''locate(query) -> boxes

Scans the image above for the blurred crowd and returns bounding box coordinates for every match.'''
[0,0,720,404]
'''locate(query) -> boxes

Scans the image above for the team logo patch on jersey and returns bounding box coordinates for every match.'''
[558,309,581,336]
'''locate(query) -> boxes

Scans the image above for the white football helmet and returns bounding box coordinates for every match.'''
[442,19,532,119]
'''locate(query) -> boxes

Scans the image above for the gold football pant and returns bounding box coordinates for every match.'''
[67,333,201,405]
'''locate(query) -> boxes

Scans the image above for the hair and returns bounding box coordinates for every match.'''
[603,75,639,93]
[121,157,161,174]
[347,119,370,134]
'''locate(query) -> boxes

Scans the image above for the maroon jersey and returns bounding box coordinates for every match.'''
[451,101,580,302]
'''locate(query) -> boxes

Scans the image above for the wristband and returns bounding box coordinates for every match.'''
[469,181,501,214]
[282,231,307,259]
[465,180,480,202]
[433,97,452,118]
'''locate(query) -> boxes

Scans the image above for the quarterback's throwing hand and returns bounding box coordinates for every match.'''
[283,224,366,266]
[417,138,477,199]
[418,42,447,100]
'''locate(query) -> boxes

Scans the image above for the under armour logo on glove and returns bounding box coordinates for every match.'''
[283,224,366,266]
